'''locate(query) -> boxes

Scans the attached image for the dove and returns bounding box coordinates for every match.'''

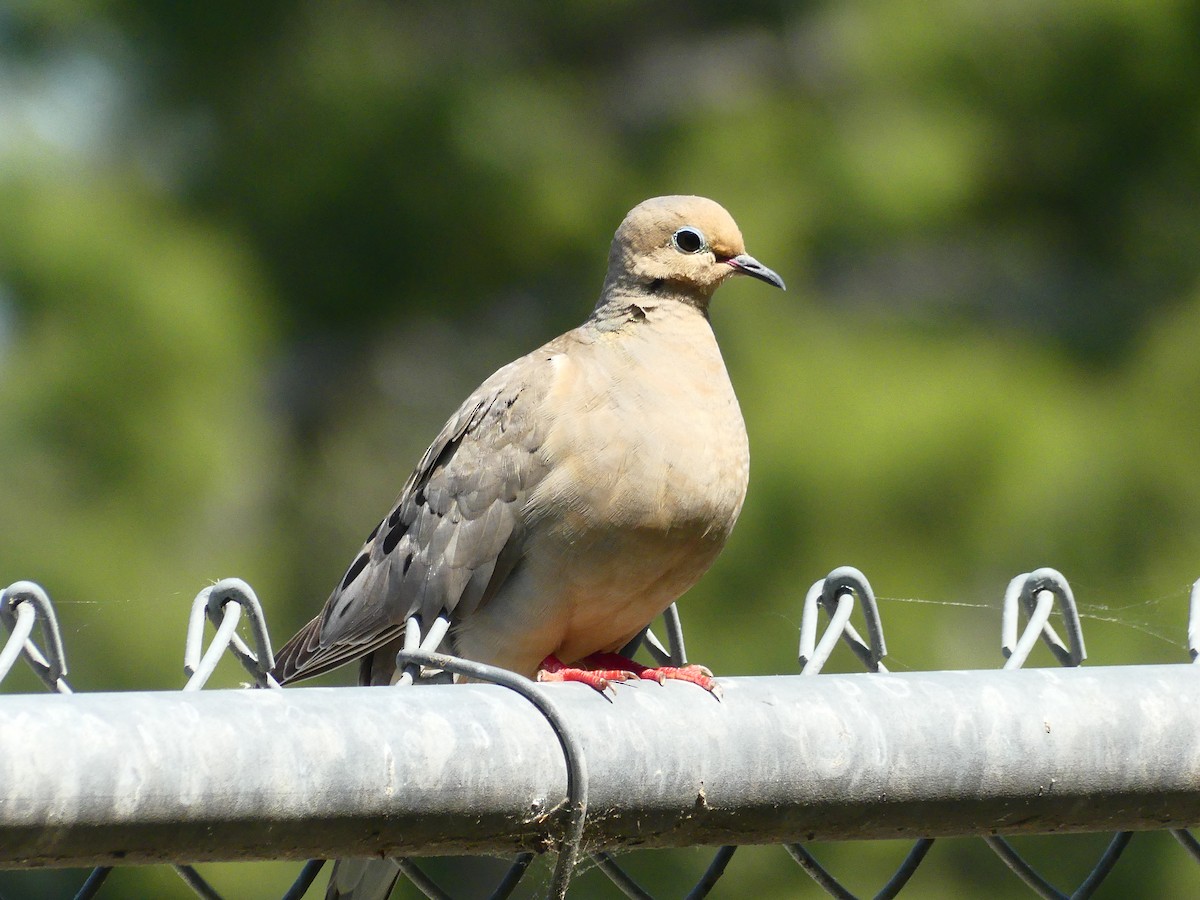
[272,195,784,696]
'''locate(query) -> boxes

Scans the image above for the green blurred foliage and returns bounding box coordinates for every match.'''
[2,1,1199,897]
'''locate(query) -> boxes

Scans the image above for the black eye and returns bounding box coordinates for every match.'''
[671,226,706,254]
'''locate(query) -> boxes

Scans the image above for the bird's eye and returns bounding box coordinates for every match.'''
[671,226,706,254]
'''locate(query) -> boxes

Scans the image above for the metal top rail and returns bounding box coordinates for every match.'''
[0,664,1197,868]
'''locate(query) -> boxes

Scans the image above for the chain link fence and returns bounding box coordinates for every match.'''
[1,568,1198,899]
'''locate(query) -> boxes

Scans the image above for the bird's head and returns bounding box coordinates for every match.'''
[602,195,785,306]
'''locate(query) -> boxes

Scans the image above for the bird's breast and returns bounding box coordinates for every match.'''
[453,310,750,674]
[531,318,749,543]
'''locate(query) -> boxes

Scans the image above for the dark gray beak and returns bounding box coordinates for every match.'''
[727,253,786,290]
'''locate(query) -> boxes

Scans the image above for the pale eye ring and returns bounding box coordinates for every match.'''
[671,226,706,254]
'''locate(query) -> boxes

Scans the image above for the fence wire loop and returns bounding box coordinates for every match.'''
[618,603,688,669]
[993,568,1133,898]
[799,566,887,674]
[793,567,917,897]
[394,647,588,900]
[184,578,278,690]
[653,602,688,666]
[0,580,70,691]
[394,610,456,687]
[1002,568,1086,669]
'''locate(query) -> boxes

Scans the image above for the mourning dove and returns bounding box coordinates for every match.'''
[273,196,784,695]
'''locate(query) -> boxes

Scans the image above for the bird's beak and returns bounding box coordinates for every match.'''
[727,253,786,290]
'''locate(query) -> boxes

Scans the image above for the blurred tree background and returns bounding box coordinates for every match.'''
[2,1,1199,897]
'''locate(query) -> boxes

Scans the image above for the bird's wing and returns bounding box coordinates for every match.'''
[272,343,565,684]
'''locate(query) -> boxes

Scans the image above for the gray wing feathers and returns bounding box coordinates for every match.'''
[272,350,558,685]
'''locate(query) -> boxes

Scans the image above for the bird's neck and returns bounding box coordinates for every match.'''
[590,278,713,329]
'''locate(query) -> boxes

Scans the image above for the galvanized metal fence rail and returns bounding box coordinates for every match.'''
[1,569,1198,899]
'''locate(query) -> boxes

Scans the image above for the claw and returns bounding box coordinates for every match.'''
[638,664,720,696]
[537,654,720,698]
[536,655,635,696]
[575,653,722,698]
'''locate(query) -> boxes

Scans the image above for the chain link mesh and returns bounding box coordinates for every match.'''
[1,568,1197,899]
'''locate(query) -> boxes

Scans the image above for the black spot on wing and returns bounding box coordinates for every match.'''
[382,524,403,554]
[341,552,371,592]
[428,437,462,479]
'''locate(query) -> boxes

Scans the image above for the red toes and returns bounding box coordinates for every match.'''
[536,654,636,694]
[537,653,721,698]
[637,664,721,696]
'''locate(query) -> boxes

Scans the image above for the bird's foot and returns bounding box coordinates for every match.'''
[580,653,723,699]
[536,654,636,695]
